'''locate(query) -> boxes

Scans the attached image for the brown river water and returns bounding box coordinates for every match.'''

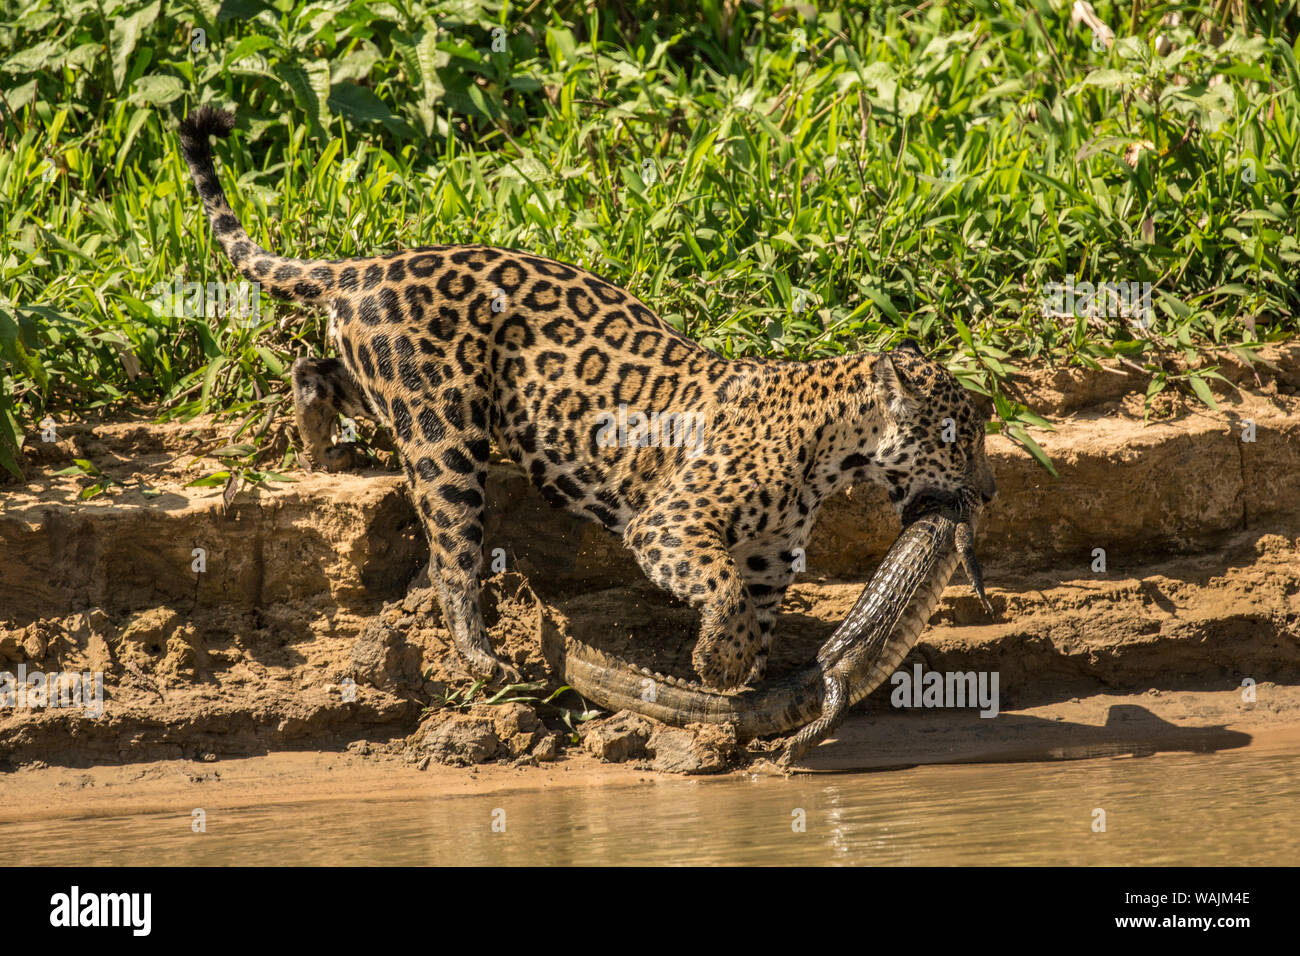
[6,737,1297,866]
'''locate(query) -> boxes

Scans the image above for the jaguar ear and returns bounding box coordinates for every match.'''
[873,354,916,421]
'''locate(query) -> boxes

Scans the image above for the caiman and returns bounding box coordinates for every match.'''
[552,496,990,764]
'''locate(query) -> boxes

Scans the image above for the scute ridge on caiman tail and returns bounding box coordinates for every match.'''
[553,506,980,762]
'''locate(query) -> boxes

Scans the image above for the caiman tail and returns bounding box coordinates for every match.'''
[556,509,970,761]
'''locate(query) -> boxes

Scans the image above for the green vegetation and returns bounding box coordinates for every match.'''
[427,672,598,742]
[2,0,1298,479]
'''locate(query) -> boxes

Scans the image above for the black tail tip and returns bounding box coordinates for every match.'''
[179,105,236,142]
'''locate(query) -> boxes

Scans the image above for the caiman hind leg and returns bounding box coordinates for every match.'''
[780,671,850,764]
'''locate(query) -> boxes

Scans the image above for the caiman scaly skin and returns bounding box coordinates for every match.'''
[557,507,975,761]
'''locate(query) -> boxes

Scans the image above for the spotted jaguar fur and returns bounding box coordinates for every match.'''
[179,106,997,690]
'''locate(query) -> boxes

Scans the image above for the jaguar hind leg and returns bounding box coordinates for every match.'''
[291,356,372,472]
[388,381,521,684]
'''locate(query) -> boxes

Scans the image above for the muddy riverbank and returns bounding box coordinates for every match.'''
[2,346,1298,775]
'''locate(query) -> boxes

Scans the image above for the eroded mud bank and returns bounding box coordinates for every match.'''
[2,347,1298,773]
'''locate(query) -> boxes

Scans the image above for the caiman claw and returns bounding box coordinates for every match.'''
[955,520,994,615]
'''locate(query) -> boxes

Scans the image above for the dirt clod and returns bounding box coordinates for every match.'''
[349,618,423,691]
[479,702,543,757]
[414,713,501,767]
[580,710,654,762]
[532,734,559,762]
[646,722,739,775]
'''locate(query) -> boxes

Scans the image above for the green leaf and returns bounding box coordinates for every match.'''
[185,471,232,488]
[543,685,575,703]
[1079,69,1128,91]
[255,346,285,377]
[1015,409,1054,430]
[485,681,547,704]
[115,108,152,176]
[2,39,63,74]
[224,35,277,67]
[216,0,272,22]
[328,82,396,125]
[80,482,109,500]
[129,74,185,105]
[211,443,256,458]
[1187,374,1218,411]
[952,315,975,352]
[281,61,321,127]
[861,286,902,324]
[0,446,23,479]
[1006,424,1059,478]
[108,0,161,92]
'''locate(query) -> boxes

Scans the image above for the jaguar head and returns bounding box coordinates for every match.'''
[869,341,997,525]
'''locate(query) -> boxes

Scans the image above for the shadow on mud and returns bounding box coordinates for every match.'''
[797,703,1252,773]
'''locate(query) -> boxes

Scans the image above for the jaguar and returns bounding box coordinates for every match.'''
[179,106,997,690]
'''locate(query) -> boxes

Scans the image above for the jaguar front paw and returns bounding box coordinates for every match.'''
[691,634,757,691]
